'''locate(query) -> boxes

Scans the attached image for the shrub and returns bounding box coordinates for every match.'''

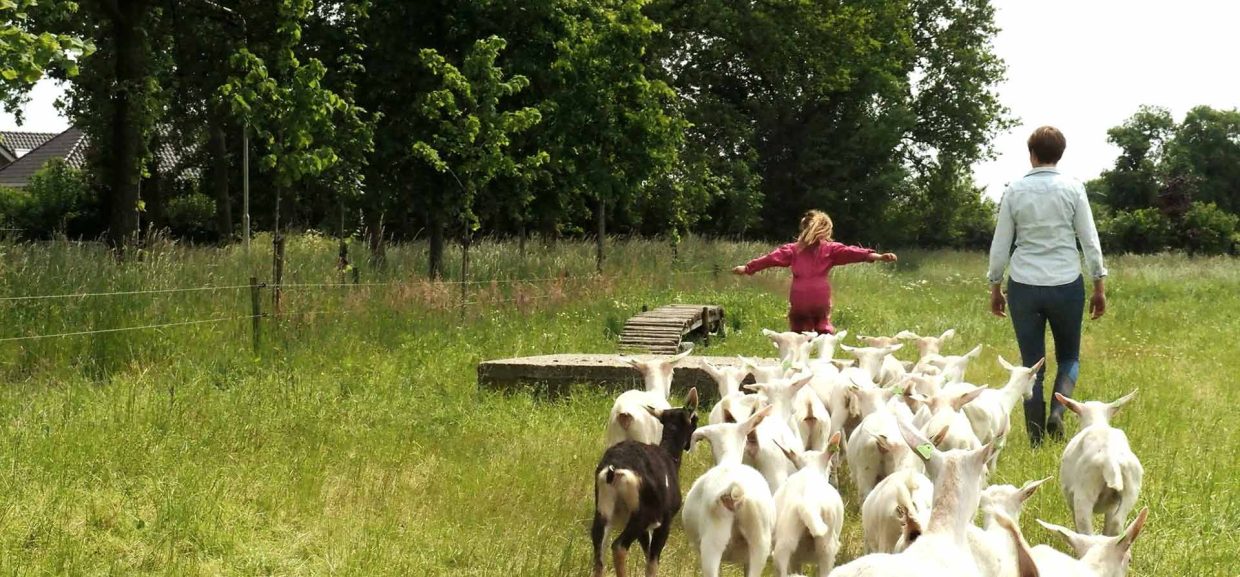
[7,160,102,239]
[0,185,29,231]
[163,193,217,242]
[1099,207,1174,254]
[1180,202,1239,255]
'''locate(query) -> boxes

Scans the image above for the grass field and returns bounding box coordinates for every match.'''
[0,236,1235,576]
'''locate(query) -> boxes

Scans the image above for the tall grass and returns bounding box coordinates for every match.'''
[0,236,1235,575]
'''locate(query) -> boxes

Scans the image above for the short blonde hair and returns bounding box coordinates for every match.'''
[797,210,834,249]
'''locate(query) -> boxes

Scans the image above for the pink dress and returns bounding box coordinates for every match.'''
[743,241,875,334]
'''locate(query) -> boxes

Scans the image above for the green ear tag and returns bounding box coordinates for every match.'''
[781,359,792,371]
[892,385,905,396]
[916,443,934,459]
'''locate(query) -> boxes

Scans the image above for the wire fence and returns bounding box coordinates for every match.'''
[0,267,725,344]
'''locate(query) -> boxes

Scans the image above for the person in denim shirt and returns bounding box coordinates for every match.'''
[987,126,1108,447]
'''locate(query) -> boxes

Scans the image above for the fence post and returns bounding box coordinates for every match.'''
[701,306,711,347]
[272,235,285,315]
[713,263,720,281]
[249,276,262,353]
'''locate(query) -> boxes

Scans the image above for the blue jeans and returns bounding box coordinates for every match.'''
[1007,276,1084,442]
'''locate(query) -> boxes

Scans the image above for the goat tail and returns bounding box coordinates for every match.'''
[598,466,641,514]
[616,411,635,430]
[797,503,831,538]
[1104,461,1124,492]
[720,483,746,513]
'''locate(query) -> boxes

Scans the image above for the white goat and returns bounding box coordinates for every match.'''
[812,330,849,361]
[702,361,757,425]
[792,391,832,452]
[827,419,1001,577]
[683,406,778,577]
[840,343,905,387]
[860,468,933,554]
[912,386,986,453]
[605,350,693,446]
[1057,390,1143,536]
[739,356,793,385]
[770,433,846,577]
[764,329,817,364]
[966,477,1052,577]
[956,356,1045,471]
[742,373,814,492]
[895,329,957,360]
[1027,508,1150,577]
[914,344,983,384]
[844,384,924,502]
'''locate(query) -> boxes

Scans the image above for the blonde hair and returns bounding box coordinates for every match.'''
[797,210,834,249]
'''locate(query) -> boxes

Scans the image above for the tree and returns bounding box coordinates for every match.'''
[219,0,365,239]
[550,0,683,270]
[1165,106,1240,214]
[0,0,94,121]
[1096,105,1174,211]
[411,35,545,279]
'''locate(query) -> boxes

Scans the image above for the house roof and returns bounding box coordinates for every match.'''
[0,130,58,157]
[0,127,86,188]
[0,126,196,189]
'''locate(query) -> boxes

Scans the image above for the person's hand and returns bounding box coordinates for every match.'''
[990,286,1007,318]
[1090,290,1106,320]
[732,265,748,275]
[871,252,898,263]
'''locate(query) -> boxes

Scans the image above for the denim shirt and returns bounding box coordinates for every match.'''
[987,167,1108,286]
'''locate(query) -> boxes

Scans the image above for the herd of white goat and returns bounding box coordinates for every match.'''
[592,328,1147,577]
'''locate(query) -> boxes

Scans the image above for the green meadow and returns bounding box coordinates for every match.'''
[0,236,1234,575]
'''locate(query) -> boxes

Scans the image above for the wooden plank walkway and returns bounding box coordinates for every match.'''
[617,304,725,355]
[477,353,773,398]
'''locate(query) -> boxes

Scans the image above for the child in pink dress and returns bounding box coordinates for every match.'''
[733,210,897,334]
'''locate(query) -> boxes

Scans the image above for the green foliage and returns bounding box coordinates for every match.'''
[1181,202,1239,255]
[163,193,217,242]
[1098,207,1174,254]
[0,159,100,239]
[0,0,94,121]
[412,35,546,236]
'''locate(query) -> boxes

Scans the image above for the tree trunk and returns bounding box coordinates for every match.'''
[365,211,386,267]
[428,213,445,279]
[460,232,470,307]
[518,221,527,257]
[106,2,148,253]
[595,197,606,273]
[208,120,232,242]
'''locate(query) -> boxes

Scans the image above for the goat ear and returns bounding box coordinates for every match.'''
[1108,389,1138,416]
[1117,507,1149,551]
[835,329,848,341]
[895,330,919,340]
[965,344,982,359]
[689,427,712,452]
[740,404,773,435]
[951,386,986,411]
[701,361,722,379]
[683,387,699,413]
[773,439,800,468]
[997,355,1015,371]
[875,434,891,454]
[623,357,646,371]
[1037,519,1092,557]
[1020,476,1053,501]
[1054,393,1085,416]
[939,328,956,342]
[789,372,814,393]
[897,505,923,545]
[898,416,936,462]
[839,343,858,353]
[1028,357,1046,373]
[762,328,778,338]
[830,359,855,369]
[826,431,843,455]
[669,348,693,365]
[994,513,1040,577]
[930,426,950,447]
[742,382,764,394]
[883,343,904,354]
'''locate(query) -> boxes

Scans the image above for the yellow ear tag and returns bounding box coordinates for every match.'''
[916,443,934,459]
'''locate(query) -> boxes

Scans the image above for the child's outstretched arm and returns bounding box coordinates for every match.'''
[831,243,896,266]
[733,243,796,275]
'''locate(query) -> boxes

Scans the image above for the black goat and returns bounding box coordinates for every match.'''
[592,387,699,577]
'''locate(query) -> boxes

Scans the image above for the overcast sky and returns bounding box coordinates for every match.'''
[3,0,1238,200]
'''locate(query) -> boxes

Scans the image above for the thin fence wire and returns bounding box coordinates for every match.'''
[0,268,719,302]
[0,267,722,342]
